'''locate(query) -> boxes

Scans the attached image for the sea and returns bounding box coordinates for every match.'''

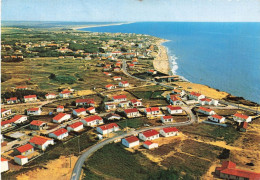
[81,22,260,104]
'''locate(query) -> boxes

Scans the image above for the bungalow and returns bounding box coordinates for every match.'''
[29,135,54,150]
[105,103,117,110]
[45,93,57,100]
[59,90,72,98]
[103,72,112,76]
[160,127,179,137]
[112,95,127,102]
[118,101,130,108]
[75,98,95,107]
[113,76,122,81]
[1,109,12,117]
[199,98,219,106]
[24,95,37,102]
[114,67,120,72]
[124,108,140,118]
[16,86,27,90]
[161,115,174,123]
[147,69,157,75]
[198,107,215,115]
[233,113,252,123]
[9,115,28,124]
[27,107,42,115]
[172,89,186,97]
[6,97,18,104]
[56,105,64,112]
[73,108,87,116]
[1,157,9,173]
[130,99,142,107]
[122,136,139,148]
[30,120,47,130]
[14,155,28,165]
[143,141,158,149]
[144,107,160,116]
[53,113,71,123]
[188,92,205,101]
[167,95,183,105]
[139,129,159,141]
[1,121,12,129]
[105,84,116,90]
[167,105,183,114]
[14,144,34,156]
[87,107,96,114]
[105,113,121,121]
[209,114,225,123]
[67,121,84,132]
[128,63,135,69]
[81,115,104,127]
[96,123,120,135]
[49,128,68,140]
[118,81,129,88]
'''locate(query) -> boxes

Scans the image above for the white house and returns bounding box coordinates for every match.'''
[6,97,18,104]
[76,98,95,107]
[161,115,174,123]
[130,99,142,107]
[105,113,121,121]
[52,113,71,123]
[81,115,104,127]
[209,114,225,123]
[167,105,183,114]
[56,105,64,112]
[198,107,215,115]
[24,95,37,102]
[105,103,117,110]
[199,98,219,106]
[49,128,68,140]
[1,157,9,172]
[45,93,57,100]
[144,107,160,116]
[30,120,47,130]
[118,101,130,108]
[188,92,205,101]
[1,121,12,129]
[67,121,84,132]
[172,89,186,97]
[9,115,28,124]
[1,109,12,117]
[105,84,116,90]
[59,90,72,98]
[143,141,158,149]
[122,136,140,148]
[73,108,87,116]
[14,155,28,165]
[86,107,96,114]
[160,127,179,137]
[167,95,183,106]
[139,129,159,141]
[124,108,140,118]
[29,136,54,151]
[118,81,129,87]
[233,113,252,123]
[96,123,120,135]
[112,95,127,102]
[27,107,42,115]
[113,76,122,81]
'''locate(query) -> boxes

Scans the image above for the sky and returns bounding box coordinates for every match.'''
[2,0,260,22]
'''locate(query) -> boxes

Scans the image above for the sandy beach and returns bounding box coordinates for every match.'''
[72,22,133,31]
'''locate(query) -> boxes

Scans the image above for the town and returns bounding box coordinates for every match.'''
[1,27,260,180]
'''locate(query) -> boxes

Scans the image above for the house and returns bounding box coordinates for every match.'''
[67,121,84,132]
[49,128,68,140]
[198,107,215,115]
[147,69,157,75]
[144,107,160,116]
[105,113,121,121]
[14,155,28,165]
[96,123,120,135]
[118,101,130,108]
[112,95,127,102]
[81,115,104,127]
[118,81,129,87]
[161,115,174,123]
[14,144,34,156]
[114,67,120,72]
[239,122,248,132]
[188,92,205,101]
[6,97,18,104]
[124,108,140,118]
[9,115,28,124]
[105,103,117,110]
[103,72,112,76]
[143,141,158,149]
[59,90,72,98]
[130,99,142,107]
[128,63,135,69]
[233,113,252,123]
[113,76,122,81]
[199,98,219,106]
[215,161,260,180]
[16,86,28,90]
[73,108,87,116]
[139,129,159,141]
[87,107,96,114]
[209,114,225,123]
[122,136,139,148]
[75,98,95,107]
[167,95,183,105]
[24,95,37,102]
[1,157,9,173]
[160,127,179,137]
[53,113,71,123]
[56,105,64,112]
[105,84,116,90]
[45,93,57,100]
[167,105,183,114]
[172,89,185,97]
[1,120,12,129]
[30,120,47,130]
[29,135,54,150]
[27,107,41,115]
[1,109,11,117]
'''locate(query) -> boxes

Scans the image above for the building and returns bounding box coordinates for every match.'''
[27,107,42,115]
[160,127,179,137]
[161,115,174,123]
[96,123,120,135]
[81,115,104,127]
[144,107,160,116]
[122,136,139,148]
[172,89,186,97]
[188,92,205,101]
[59,90,72,98]
[105,103,117,110]
[86,107,96,114]
[105,113,121,121]
[14,155,28,165]
[154,75,179,82]
[139,129,159,141]
[14,144,34,156]
[1,109,11,117]
[118,81,129,87]
[233,113,252,123]
[24,95,37,102]
[67,122,84,132]
[130,99,143,107]
[30,120,47,130]
[75,98,95,107]
[49,128,68,140]
[118,101,130,108]
[56,105,64,112]
[6,97,18,104]
[1,120,12,129]
[167,95,183,106]
[209,114,225,123]
[29,136,54,150]
[167,105,183,114]
[9,115,28,124]
[215,161,260,180]
[113,76,122,81]
[105,84,116,90]
[198,107,215,115]
[1,157,9,173]
[143,141,158,149]
[52,113,71,123]
[124,108,140,118]
[199,98,219,106]
[112,95,127,102]
[73,108,87,116]
[45,93,57,100]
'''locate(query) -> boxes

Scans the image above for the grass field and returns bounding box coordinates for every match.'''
[117,117,147,129]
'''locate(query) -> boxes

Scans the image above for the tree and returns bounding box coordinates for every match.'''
[49,73,56,79]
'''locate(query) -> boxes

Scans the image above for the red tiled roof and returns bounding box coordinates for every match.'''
[1,108,8,113]
[170,95,182,101]
[24,95,36,99]
[7,97,17,101]
[27,107,40,111]
[84,115,102,122]
[98,123,118,131]
[124,108,138,114]
[1,157,8,161]
[74,108,86,113]
[124,136,139,143]
[87,107,95,111]
[200,98,211,102]
[113,95,127,99]
[9,115,24,123]
[105,84,114,88]
[234,113,249,119]
[221,168,260,179]
[162,127,178,133]
[142,129,159,138]
[57,105,64,109]
[60,90,71,94]
[211,114,223,120]
[16,86,27,89]
[16,144,33,153]
[51,128,68,137]
[242,122,248,129]
[167,105,182,111]
[143,140,153,146]
[1,120,11,126]
[113,76,121,79]
[68,122,83,129]
[162,115,173,119]
[29,136,52,145]
[15,155,27,159]
[30,120,46,126]
[190,92,202,97]
[130,99,141,103]
[75,98,94,104]
[199,106,213,112]
[53,113,68,121]
[120,81,128,84]
[151,107,160,111]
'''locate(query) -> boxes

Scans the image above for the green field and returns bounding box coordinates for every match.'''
[117,117,146,129]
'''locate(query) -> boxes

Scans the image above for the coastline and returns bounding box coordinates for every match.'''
[72,22,134,31]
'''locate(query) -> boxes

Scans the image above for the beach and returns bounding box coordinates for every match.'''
[73,22,133,31]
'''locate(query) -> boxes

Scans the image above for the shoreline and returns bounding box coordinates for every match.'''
[72,22,134,31]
